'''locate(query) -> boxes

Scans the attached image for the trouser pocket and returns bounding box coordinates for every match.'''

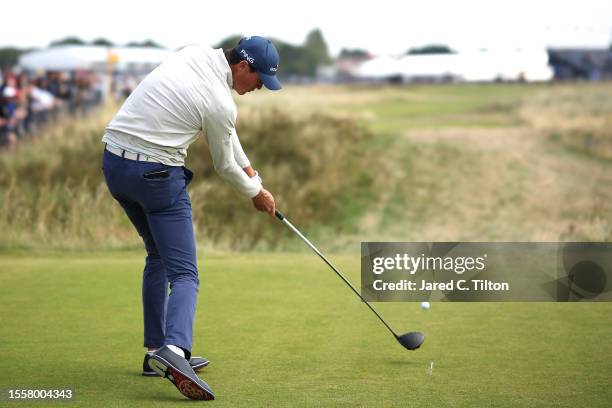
[141,166,184,212]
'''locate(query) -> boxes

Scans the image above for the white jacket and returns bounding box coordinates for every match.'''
[103,45,261,198]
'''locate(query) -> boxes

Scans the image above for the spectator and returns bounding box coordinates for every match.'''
[0,68,104,150]
[0,74,19,150]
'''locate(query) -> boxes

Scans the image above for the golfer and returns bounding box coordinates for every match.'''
[101,36,280,400]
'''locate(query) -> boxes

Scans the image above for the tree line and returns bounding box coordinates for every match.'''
[0,29,333,77]
[1,29,474,75]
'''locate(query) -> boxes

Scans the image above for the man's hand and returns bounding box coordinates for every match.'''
[251,188,275,216]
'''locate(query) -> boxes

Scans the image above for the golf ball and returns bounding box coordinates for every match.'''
[420,301,430,310]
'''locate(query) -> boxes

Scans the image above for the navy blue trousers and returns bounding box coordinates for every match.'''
[102,149,198,357]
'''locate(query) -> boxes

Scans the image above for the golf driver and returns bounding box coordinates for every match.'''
[275,210,425,351]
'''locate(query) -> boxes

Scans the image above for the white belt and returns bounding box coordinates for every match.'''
[105,145,160,163]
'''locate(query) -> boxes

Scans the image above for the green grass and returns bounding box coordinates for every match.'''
[1,251,610,407]
[328,84,534,134]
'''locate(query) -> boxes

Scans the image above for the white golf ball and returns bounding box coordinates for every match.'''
[420,301,430,310]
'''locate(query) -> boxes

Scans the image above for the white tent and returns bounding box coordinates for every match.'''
[397,53,462,79]
[459,49,553,82]
[356,49,553,82]
[18,45,172,72]
[19,46,106,71]
[358,55,403,78]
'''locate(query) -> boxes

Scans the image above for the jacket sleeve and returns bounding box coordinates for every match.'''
[204,110,261,198]
[231,128,251,169]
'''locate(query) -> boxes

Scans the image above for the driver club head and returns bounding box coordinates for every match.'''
[396,332,425,350]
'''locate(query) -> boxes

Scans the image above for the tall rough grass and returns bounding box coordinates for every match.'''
[519,83,612,161]
[0,103,375,250]
[187,109,375,249]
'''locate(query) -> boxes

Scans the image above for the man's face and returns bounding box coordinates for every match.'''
[232,61,263,95]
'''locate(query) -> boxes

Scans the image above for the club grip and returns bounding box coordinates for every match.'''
[275,209,285,220]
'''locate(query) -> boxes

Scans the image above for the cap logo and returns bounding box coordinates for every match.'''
[239,49,254,64]
[270,67,277,72]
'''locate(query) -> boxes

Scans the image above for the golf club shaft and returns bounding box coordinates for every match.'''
[275,210,398,338]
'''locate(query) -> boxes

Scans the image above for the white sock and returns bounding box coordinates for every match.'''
[167,345,185,358]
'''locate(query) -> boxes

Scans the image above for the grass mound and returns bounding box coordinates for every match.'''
[0,105,375,250]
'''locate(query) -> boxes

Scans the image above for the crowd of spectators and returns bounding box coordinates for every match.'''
[0,69,104,151]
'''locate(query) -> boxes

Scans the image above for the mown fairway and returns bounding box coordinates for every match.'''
[1,251,610,407]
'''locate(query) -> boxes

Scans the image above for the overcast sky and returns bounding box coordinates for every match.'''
[4,0,612,55]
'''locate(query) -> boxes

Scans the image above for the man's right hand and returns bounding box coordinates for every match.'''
[251,188,275,216]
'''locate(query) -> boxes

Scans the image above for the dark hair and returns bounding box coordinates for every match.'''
[225,48,257,72]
